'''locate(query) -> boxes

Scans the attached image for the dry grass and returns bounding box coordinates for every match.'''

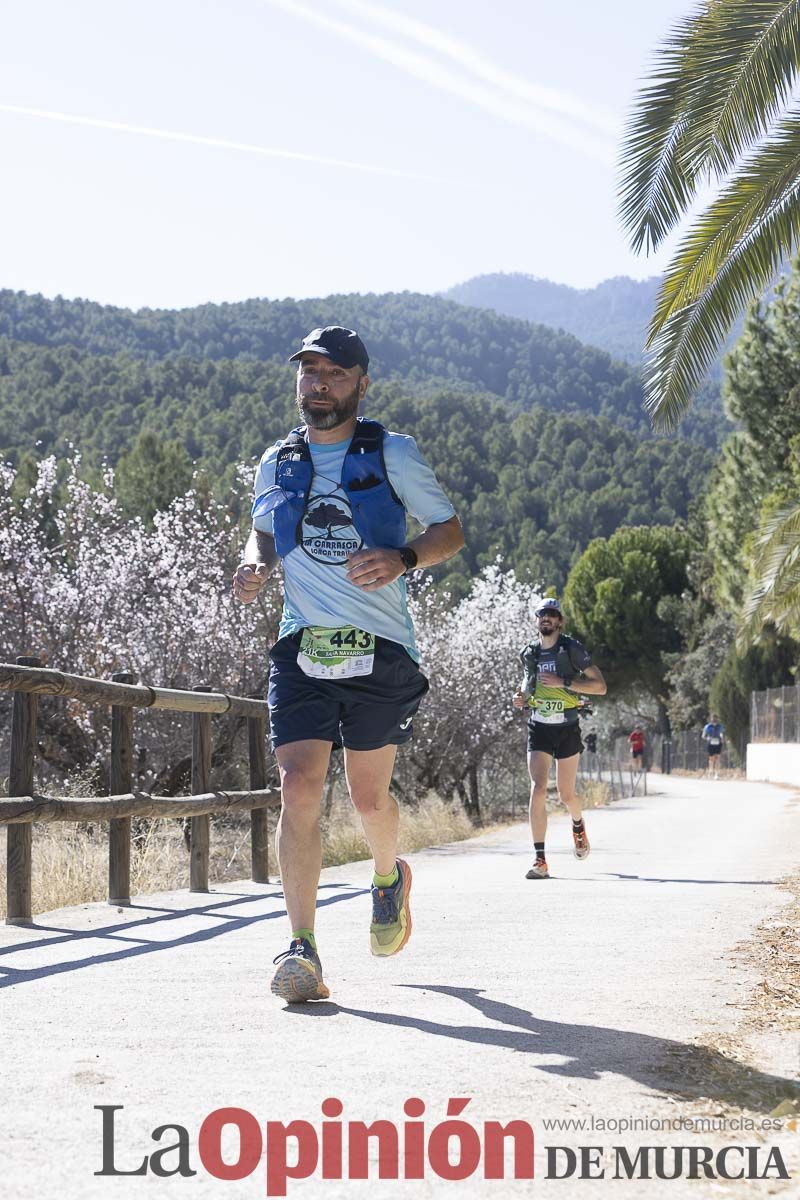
[664,766,746,780]
[575,779,612,808]
[0,792,475,919]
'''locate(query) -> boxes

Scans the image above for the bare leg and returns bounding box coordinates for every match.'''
[555,753,582,819]
[274,740,331,933]
[528,750,552,844]
[344,744,399,876]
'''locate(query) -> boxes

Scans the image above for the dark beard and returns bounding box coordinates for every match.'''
[296,381,361,430]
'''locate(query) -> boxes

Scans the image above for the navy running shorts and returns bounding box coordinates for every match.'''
[527,720,583,758]
[268,632,429,752]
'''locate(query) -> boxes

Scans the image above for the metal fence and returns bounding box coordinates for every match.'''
[751,684,800,743]
[612,731,742,773]
[578,750,647,801]
[650,731,737,773]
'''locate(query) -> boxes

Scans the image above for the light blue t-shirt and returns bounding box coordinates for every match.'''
[253,430,456,658]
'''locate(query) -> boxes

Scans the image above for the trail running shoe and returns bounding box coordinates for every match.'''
[525,856,550,879]
[370,858,413,956]
[572,822,591,860]
[270,938,330,1002]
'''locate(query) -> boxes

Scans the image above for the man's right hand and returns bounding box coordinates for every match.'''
[512,690,529,709]
[233,563,270,604]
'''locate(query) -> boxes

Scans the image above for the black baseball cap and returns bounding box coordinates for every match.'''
[289,326,369,372]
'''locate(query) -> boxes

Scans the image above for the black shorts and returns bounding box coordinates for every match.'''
[268,632,429,752]
[707,743,722,757]
[527,720,583,759]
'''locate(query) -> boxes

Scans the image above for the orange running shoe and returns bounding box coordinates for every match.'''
[525,856,550,879]
[572,822,590,860]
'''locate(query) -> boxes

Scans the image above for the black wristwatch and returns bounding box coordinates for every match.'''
[397,546,418,574]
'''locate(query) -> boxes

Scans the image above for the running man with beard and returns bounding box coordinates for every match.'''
[233,326,464,1002]
[512,598,607,879]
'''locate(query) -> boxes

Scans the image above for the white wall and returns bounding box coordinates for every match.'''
[747,743,800,785]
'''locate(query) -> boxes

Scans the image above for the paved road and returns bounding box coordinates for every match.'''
[1,774,799,1198]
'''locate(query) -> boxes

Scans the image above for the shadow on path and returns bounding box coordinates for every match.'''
[0,884,367,989]
[287,984,799,1114]
[604,874,777,886]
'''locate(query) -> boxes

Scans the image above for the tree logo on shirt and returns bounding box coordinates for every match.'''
[301,496,363,564]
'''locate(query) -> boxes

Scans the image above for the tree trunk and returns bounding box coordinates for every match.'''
[466,762,482,825]
[655,696,672,738]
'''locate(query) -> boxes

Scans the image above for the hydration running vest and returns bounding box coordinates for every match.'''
[253,417,407,558]
[520,633,586,693]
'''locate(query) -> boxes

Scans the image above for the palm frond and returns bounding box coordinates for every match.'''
[618,6,708,254]
[642,183,800,430]
[651,113,800,327]
[685,1,800,176]
[739,496,800,643]
[618,1,800,254]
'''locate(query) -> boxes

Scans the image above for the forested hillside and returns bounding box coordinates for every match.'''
[0,330,711,591]
[444,273,660,364]
[0,283,727,597]
[0,287,721,445]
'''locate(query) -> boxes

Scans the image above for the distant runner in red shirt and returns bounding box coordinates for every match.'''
[629,726,645,770]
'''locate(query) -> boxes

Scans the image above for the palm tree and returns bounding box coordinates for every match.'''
[619,1,800,431]
[739,498,800,642]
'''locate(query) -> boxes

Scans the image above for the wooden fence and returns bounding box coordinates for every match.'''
[0,656,280,926]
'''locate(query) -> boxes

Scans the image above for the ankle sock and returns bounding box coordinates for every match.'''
[373,864,399,888]
[292,928,316,952]
[572,818,584,832]
[534,841,546,861]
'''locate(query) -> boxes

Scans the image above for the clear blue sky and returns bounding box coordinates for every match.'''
[0,0,690,309]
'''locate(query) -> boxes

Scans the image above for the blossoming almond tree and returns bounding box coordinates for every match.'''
[409,564,542,820]
[0,455,281,792]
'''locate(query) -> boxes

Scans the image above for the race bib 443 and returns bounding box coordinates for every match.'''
[298,626,376,679]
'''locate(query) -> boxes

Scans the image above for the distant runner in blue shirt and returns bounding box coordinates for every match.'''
[232,325,464,1003]
[702,714,725,779]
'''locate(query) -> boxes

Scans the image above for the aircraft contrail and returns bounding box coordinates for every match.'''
[331,0,618,138]
[0,103,438,181]
[262,0,616,163]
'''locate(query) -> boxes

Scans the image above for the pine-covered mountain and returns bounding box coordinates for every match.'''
[443,273,661,365]
[442,270,758,386]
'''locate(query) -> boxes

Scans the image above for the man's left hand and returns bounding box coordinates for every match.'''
[346,548,405,591]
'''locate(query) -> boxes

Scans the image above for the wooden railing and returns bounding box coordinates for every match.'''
[0,656,279,926]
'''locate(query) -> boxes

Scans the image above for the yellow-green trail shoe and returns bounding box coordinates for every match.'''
[370,859,413,956]
[270,937,330,1002]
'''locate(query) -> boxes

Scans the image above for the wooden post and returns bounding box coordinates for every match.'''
[7,654,41,925]
[109,672,134,905]
[190,688,212,892]
[248,712,269,883]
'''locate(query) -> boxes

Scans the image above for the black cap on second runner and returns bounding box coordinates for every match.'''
[289,326,369,372]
